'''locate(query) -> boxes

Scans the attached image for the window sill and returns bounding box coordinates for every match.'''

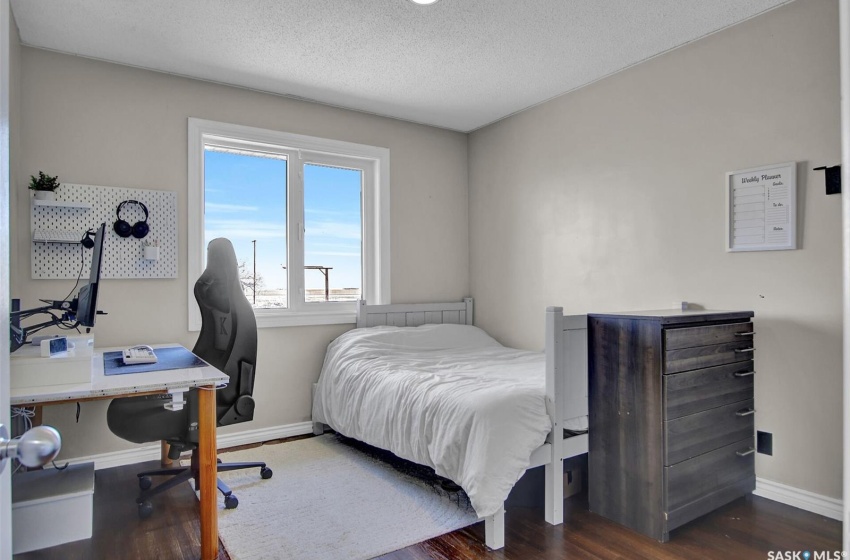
[189,309,356,331]
[255,310,356,329]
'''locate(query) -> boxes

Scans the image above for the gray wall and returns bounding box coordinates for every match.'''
[8,0,843,501]
[469,0,841,498]
[11,48,469,459]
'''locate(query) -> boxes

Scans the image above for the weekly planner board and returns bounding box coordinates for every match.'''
[726,162,797,252]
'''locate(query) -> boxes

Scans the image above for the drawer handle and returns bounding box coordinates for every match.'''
[735,408,756,417]
[734,347,755,353]
[734,331,756,337]
[736,447,756,457]
[734,370,755,378]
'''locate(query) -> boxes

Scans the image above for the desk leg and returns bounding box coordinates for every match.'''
[161,441,174,467]
[198,386,218,560]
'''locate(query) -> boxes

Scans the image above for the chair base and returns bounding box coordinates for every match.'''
[135,451,272,518]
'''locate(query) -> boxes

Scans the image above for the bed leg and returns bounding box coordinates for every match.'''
[311,382,325,436]
[545,458,564,525]
[484,506,505,550]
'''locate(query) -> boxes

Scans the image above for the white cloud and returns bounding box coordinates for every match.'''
[306,250,361,258]
[305,207,359,218]
[206,218,287,240]
[306,221,361,240]
[206,202,260,213]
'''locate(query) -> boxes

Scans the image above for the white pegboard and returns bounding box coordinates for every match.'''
[31,183,177,279]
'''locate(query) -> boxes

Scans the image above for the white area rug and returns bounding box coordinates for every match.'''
[207,434,479,560]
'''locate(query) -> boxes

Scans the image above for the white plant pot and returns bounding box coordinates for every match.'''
[33,191,55,201]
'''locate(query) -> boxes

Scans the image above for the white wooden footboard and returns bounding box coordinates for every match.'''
[543,307,588,526]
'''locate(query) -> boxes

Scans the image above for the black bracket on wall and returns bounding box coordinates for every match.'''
[813,165,841,195]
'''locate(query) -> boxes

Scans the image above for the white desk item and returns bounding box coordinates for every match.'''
[122,345,158,365]
[726,161,797,252]
[30,334,68,346]
[166,388,187,411]
[12,462,95,554]
[10,335,94,389]
[40,336,69,357]
[32,229,84,244]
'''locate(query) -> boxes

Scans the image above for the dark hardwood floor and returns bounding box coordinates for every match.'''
[14,439,842,560]
[381,492,841,560]
[14,458,231,560]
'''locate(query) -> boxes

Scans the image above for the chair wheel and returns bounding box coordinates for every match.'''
[139,476,152,490]
[138,501,153,519]
[224,495,239,509]
[260,467,273,480]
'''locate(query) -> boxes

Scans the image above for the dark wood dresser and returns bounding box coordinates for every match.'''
[588,310,756,542]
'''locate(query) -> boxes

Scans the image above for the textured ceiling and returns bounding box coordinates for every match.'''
[11,0,792,132]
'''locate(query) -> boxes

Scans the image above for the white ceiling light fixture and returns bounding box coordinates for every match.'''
[408,0,440,5]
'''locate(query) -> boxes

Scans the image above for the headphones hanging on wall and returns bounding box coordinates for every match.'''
[113,200,150,239]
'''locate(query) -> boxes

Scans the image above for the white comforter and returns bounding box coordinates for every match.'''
[312,324,552,518]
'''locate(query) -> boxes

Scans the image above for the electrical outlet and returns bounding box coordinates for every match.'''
[757,431,773,455]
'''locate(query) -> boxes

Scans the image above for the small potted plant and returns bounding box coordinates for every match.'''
[29,171,61,201]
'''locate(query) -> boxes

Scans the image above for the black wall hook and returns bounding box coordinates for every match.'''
[813,165,841,195]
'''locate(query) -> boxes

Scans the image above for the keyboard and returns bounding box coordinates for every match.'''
[32,229,84,244]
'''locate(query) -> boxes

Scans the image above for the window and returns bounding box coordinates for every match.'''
[188,119,390,329]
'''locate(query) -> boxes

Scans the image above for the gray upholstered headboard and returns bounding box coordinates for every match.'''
[356,298,473,328]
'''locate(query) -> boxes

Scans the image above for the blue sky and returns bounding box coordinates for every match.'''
[204,149,362,295]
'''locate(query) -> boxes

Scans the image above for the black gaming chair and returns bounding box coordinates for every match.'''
[107,238,272,518]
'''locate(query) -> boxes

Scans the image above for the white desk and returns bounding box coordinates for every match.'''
[10,342,228,560]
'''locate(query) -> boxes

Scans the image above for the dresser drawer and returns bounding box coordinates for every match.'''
[664,399,754,465]
[665,339,754,374]
[665,322,753,350]
[664,361,754,420]
[665,438,755,513]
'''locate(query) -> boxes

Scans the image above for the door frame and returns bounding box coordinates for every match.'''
[841,0,850,553]
[0,0,13,557]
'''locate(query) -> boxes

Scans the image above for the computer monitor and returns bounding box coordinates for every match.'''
[73,223,105,327]
[9,222,107,352]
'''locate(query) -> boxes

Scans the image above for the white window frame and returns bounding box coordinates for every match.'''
[188,118,390,330]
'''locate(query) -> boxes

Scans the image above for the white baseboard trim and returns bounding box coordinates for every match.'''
[218,422,314,451]
[63,421,315,471]
[754,477,843,521]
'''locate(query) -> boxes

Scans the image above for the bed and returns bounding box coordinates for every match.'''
[311,299,588,550]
